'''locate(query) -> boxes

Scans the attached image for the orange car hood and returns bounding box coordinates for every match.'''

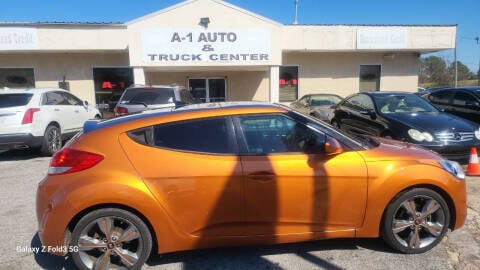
[358,137,444,164]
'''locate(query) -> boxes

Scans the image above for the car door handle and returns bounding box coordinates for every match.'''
[54,108,60,111]
[247,171,275,181]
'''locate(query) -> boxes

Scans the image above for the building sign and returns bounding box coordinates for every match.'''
[0,28,38,50]
[356,28,407,49]
[141,29,271,64]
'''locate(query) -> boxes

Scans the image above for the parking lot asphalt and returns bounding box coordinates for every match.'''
[0,149,479,270]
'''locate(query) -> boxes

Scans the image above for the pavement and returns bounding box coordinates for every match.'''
[0,149,479,269]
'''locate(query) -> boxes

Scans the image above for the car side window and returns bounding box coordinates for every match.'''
[61,92,82,106]
[428,90,453,105]
[298,96,309,106]
[43,92,67,105]
[152,117,235,154]
[452,91,475,106]
[344,94,374,111]
[237,114,325,155]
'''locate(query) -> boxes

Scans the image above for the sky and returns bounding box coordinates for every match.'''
[1,0,479,72]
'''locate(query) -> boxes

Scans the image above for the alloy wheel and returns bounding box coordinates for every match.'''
[390,195,446,250]
[76,216,144,269]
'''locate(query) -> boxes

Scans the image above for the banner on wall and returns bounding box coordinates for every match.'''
[141,29,271,64]
[0,28,38,50]
[356,28,408,49]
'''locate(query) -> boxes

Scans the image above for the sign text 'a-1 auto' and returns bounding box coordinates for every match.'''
[141,29,271,64]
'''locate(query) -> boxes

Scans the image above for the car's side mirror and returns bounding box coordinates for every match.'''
[325,136,343,155]
[83,100,89,107]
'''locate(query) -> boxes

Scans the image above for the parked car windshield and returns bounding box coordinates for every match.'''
[0,93,33,108]
[310,95,342,106]
[374,94,438,114]
[120,88,175,105]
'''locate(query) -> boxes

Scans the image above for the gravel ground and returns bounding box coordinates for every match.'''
[0,149,479,270]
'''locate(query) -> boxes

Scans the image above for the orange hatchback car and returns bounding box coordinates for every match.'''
[36,102,467,269]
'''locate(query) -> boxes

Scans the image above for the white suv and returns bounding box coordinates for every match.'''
[0,88,101,155]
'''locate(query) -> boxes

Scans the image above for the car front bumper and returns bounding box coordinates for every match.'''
[0,133,43,150]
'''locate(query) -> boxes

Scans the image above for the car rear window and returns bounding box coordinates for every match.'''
[0,93,33,108]
[120,88,175,105]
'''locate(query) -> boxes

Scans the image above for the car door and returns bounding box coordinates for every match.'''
[42,91,77,133]
[235,113,367,235]
[118,116,245,237]
[427,89,454,112]
[336,94,381,136]
[60,92,91,130]
[451,91,480,123]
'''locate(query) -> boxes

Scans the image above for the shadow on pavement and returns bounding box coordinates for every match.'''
[147,238,394,268]
[0,149,44,161]
[31,233,77,270]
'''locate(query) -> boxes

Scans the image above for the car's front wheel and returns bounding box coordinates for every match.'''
[70,208,153,270]
[382,188,450,254]
[40,125,62,156]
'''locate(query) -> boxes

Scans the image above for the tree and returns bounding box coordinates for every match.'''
[420,56,450,86]
[448,61,475,81]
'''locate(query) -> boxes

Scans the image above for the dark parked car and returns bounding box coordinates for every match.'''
[329,92,480,161]
[290,94,342,121]
[424,86,480,124]
[114,84,196,116]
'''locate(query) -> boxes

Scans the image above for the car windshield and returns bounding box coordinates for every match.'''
[310,95,342,106]
[0,93,33,108]
[374,94,438,114]
[120,88,175,105]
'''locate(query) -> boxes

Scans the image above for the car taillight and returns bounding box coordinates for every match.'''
[114,106,128,116]
[21,108,40,124]
[48,148,104,175]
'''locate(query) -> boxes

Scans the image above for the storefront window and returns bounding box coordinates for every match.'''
[0,68,35,88]
[279,66,298,102]
[359,65,381,92]
[188,78,226,103]
[93,67,134,113]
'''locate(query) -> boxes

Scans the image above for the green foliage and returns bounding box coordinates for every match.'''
[420,56,478,87]
[448,61,475,81]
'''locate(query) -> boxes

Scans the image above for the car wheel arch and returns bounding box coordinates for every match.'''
[42,121,61,134]
[66,203,159,255]
[379,184,457,234]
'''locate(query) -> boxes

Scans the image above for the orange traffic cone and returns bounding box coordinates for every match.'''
[467,147,480,176]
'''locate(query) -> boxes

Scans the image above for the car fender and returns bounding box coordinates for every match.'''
[41,172,199,255]
[356,161,466,237]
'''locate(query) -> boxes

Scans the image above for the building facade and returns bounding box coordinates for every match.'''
[0,0,456,108]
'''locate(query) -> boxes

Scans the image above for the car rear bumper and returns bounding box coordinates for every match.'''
[0,133,43,150]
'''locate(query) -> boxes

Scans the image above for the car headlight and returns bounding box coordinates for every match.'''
[475,128,480,140]
[408,129,434,142]
[440,160,465,180]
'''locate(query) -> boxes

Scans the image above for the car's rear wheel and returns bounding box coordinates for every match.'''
[382,188,450,254]
[70,208,153,270]
[40,125,62,156]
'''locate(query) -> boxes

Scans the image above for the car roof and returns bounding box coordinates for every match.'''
[359,91,417,97]
[84,102,288,134]
[305,93,342,97]
[0,87,67,94]
[426,86,480,97]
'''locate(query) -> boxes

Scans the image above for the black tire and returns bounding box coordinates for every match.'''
[40,125,62,156]
[70,208,153,270]
[382,188,450,254]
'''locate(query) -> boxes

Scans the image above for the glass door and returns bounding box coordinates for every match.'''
[188,78,226,103]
